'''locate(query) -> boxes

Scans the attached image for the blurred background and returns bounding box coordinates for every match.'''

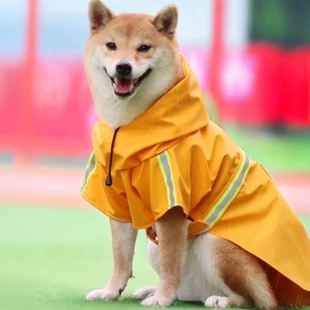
[0,1,309,309]
[0,0,309,213]
[0,0,309,165]
[0,0,309,208]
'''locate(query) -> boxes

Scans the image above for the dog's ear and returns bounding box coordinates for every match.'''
[152,4,178,39]
[88,0,114,32]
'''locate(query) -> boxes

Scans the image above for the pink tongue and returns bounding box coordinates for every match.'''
[113,78,134,94]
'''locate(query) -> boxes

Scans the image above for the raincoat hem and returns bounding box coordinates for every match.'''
[210,230,310,292]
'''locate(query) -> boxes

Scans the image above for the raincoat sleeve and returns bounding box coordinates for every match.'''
[80,152,132,223]
[131,141,212,223]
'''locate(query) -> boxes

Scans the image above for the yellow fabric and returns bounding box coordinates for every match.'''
[81,56,310,297]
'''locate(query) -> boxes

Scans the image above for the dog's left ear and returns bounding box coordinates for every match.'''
[152,4,178,39]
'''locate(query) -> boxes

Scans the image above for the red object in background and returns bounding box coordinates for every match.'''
[0,61,21,148]
[281,49,310,127]
[181,47,209,92]
[0,58,95,157]
[208,0,224,108]
[17,0,38,164]
[214,45,310,127]
[32,58,95,155]
[215,44,283,125]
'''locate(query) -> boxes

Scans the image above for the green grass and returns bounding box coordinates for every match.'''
[224,125,310,172]
[0,204,309,310]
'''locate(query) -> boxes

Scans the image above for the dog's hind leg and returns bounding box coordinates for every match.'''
[86,219,137,300]
[207,236,277,309]
[141,207,188,307]
[205,294,251,308]
[133,286,157,299]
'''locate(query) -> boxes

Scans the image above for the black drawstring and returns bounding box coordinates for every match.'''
[105,127,120,187]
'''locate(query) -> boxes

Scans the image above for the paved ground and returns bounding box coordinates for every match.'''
[0,165,90,208]
[0,165,309,214]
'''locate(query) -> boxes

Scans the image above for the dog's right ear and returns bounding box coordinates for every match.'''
[88,0,114,32]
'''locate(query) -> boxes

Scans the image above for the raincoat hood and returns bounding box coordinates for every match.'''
[92,56,209,171]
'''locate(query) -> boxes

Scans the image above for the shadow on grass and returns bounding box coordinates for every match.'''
[39,292,310,310]
[38,290,205,310]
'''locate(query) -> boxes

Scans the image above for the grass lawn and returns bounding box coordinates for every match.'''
[224,125,310,172]
[1,204,310,310]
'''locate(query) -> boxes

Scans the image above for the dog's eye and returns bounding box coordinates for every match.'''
[106,42,116,50]
[138,44,151,52]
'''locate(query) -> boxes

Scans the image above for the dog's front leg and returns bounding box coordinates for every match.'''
[142,207,187,307]
[86,218,137,300]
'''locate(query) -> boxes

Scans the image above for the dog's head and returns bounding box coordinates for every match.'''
[83,1,184,128]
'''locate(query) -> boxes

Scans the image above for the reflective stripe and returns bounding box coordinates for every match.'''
[80,151,96,191]
[156,151,176,208]
[204,152,250,228]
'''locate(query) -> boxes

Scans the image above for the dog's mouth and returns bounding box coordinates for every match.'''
[108,69,152,97]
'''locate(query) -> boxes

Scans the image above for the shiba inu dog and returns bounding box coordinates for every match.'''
[81,1,310,309]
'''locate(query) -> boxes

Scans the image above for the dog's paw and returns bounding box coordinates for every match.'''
[133,286,157,299]
[205,296,229,308]
[86,288,121,301]
[141,295,174,307]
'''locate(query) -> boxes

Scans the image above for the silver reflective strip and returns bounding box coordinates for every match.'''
[204,152,250,227]
[80,152,96,191]
[157,152,175,207]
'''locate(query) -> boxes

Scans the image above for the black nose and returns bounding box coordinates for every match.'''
[116,63,132,76]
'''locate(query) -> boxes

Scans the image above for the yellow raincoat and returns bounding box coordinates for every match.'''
[81,56,310,306]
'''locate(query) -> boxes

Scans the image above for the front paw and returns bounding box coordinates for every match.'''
[86,288,121,301]
[133,286,157,299]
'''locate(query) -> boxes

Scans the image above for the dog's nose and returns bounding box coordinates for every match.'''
[116,63,132,76]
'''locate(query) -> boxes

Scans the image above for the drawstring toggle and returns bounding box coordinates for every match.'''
[105,127,120,187]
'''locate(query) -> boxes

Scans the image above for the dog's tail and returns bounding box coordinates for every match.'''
[244,261,277,310]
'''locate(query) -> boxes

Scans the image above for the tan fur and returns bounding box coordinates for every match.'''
[86,220,137,300]
[84,1,277,308]
[214,238,277,309]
